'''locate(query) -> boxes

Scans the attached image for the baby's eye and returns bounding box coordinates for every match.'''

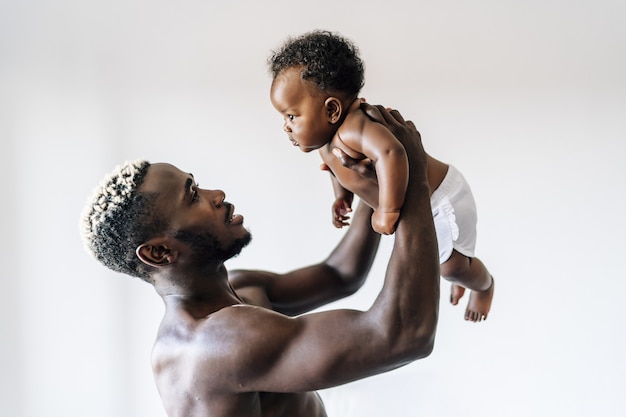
[287,114,295,121]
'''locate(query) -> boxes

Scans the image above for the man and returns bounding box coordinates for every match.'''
[80,105,440,417]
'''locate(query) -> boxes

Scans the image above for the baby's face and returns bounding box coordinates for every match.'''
[270,67,334,153]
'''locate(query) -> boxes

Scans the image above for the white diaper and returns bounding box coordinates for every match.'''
[430,165,478,264]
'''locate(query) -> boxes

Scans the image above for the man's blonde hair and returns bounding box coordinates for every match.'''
[79,159,156,280]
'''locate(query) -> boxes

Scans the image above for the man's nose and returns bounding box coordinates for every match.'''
[207,189,226,206]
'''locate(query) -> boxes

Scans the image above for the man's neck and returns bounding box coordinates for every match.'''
[154,265,243,317]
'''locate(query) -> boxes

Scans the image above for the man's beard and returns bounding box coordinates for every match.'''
[174,229,252,263]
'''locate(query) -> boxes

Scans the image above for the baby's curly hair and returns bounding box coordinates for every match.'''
[79,160,167,282]
[268,30,365,99]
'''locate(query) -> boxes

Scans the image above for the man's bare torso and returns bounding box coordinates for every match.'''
[151,306,328,417]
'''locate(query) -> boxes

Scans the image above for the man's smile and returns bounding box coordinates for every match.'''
[224,202,244,225]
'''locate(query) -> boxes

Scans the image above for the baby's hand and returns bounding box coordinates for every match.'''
[371,209,400,235]
[332,198,353,228]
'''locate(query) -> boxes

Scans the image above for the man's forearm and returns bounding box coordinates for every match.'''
[325,201,380,293]
[364,105,440,363]
[376,178,440,361]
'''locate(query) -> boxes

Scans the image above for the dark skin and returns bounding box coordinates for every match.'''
[270,67,409,235]
[326,108,494,323]
[136,105,439,417]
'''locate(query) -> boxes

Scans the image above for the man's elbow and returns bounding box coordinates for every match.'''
[341,272,368,296]
[398,310,439,361]
[326,263,368,297]
[412,330,436,359]
[383,328,436,372]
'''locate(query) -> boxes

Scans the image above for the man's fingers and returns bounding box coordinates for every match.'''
[361,102,416,130]
[360,103,384,124]
[332,147,377,183]
[332,148,351,167]
[388,108,407,124]
[362,103,411,128]
[374,105,398,125]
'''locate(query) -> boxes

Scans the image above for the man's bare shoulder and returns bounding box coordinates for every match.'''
[151,304,328,416]
[154,304,280,351]
[229,269,274,309]
[153,304,294,389]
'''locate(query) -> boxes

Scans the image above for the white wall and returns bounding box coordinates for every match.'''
[1,1,625,416]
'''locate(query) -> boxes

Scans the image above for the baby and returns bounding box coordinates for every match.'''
[268,30,494,322]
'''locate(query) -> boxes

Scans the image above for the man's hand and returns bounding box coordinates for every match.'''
[360,103,427,177]
[327,102,426,185]
[322,151,377,184]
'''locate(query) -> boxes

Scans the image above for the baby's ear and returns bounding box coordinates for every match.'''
[324,97,342,124]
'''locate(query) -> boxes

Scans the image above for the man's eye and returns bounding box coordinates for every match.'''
[192,184,200,202]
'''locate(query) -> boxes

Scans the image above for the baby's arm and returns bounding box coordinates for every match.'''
[322,164,355,228]
[348,116,409,235]
[330,174,354,228]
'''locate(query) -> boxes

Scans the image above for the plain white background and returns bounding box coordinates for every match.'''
[1,1,625,416]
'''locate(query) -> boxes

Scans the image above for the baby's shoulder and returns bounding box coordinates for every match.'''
[344,107,371,128]
[336,108,370,140]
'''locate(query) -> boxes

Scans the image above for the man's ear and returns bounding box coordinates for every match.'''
[324,97,343,124]
[136,237,179,268]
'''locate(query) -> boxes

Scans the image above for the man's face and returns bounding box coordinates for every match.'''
[140,163,251,263]
[270,66,334,153]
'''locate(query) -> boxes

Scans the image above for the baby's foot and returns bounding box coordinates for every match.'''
[464,276,495,322]
[450,284,465,306]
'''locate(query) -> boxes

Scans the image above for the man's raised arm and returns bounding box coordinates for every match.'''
[229,200,381,315]
[222,107,440,393]
[363,105,440,365]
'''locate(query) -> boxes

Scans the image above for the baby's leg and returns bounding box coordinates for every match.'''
[440,250,494,322]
